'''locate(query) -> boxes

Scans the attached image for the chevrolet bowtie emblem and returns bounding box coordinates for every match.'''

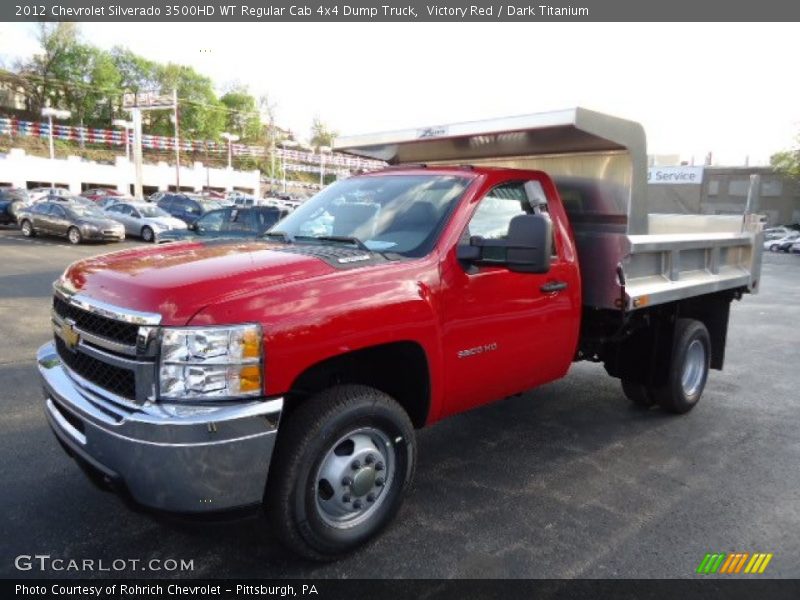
[61,320,80,351]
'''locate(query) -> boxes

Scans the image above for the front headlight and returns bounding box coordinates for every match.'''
[158,324,262,400]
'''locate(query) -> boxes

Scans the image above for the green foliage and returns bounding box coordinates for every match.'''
[8,23,264,145]
[770,146,800,180]
[220,85,261,141]
[310,116,336,150]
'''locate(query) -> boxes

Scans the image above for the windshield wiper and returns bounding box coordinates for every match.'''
[263,230,294,243]
[295,235,371,252]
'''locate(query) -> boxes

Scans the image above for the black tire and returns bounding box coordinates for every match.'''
[655,319,711,414]
[20,219,35,237]
[621,380,657,408]
[769,244,778,252]
[141,226,154,242]
[266,384,416,560]
[67,227,82,245]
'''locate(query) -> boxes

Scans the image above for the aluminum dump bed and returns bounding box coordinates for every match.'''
[334,108,763,311]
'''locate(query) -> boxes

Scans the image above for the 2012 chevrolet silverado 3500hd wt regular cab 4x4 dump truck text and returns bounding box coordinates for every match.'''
[38,108,763,559]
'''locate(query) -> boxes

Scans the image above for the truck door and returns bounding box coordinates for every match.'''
[440,177,580,417]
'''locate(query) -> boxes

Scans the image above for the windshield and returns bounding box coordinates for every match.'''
[272,174,471,256]
[68,205,105,219]
[188,196,224,210]
[138,205,169,218]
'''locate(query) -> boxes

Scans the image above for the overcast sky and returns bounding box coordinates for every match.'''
[1,22,798,166]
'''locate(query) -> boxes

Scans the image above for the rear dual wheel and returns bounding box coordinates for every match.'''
[622,318,711,414]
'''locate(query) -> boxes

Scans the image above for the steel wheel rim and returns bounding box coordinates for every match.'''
[681,339,706,397]
[314,427,395,529]
[69,229,80,244]
[21,222,31,235]
[143,228,153,241]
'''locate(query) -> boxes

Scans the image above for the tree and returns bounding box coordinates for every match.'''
[219,85,261,141]
[771,143,800,180]
[110,46,159,93]
[150,63,225,139]
[56,45,122,135]
[310,116,336,150]
[15,23,81,115]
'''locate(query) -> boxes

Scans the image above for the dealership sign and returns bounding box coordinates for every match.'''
[648,166,704,185]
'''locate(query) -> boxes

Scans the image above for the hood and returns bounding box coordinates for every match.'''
[60,240,336,324]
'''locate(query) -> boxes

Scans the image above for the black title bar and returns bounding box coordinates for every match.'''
[5,0,800,21]
[6,579,800,600]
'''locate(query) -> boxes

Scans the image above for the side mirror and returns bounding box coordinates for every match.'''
[457,213,552,274]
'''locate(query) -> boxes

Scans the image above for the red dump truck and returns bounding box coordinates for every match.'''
[39,108,763,559]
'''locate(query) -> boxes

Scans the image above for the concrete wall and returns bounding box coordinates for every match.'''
[0,149,260,197]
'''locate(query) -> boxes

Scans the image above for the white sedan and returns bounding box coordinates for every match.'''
[763,232,800,252]
[104,201,187,242]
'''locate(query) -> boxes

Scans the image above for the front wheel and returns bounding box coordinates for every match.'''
[141,226,154,243]
[655,319,711,414]
[266,385,416,560]
[67,227,82,245]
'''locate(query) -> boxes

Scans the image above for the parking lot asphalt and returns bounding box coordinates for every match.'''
[1,225,798,579]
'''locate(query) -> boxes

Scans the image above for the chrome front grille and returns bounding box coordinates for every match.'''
[52,285,162,405]
[53,296,140,346]
[55,337,136,400]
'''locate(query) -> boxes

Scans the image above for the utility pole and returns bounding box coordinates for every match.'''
[131,107,144,200]
[113,119,133,162]
[41,107,71,187]
[173,88,180,191]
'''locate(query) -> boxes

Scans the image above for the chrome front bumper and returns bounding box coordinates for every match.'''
[37,341,283,513]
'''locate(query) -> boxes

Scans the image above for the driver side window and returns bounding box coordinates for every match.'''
[468,182,531,241]
[466,180,556,261]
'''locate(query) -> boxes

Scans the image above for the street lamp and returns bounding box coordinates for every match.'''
[279,139,299,193]
[221,132,240,170]
[113,119,134,162]
[318,145,332,188]
[41,107,71,161]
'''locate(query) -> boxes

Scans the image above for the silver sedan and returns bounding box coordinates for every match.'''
[104,201,187,242]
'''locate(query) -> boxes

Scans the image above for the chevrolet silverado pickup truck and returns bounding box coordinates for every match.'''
[38,109,763,560]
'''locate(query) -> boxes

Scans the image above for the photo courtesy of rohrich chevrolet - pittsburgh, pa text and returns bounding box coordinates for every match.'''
[0,1,799,598]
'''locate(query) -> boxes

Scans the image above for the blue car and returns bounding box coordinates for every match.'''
[156,193,225,226]
[158,206,287,242]
[0,188,30,225]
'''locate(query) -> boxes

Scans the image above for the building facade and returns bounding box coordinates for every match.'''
[647,165,800,226]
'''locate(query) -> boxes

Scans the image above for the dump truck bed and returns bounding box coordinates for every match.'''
[334,107,763,311]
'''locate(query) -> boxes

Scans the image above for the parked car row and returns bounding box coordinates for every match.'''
[763,231,800,253]
[6,191,287,245]
[18,201,125,244]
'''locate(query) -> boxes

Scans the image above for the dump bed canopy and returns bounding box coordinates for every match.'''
[334,107,650,234]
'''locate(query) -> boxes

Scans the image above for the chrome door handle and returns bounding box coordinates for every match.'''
[540,281,568,293]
